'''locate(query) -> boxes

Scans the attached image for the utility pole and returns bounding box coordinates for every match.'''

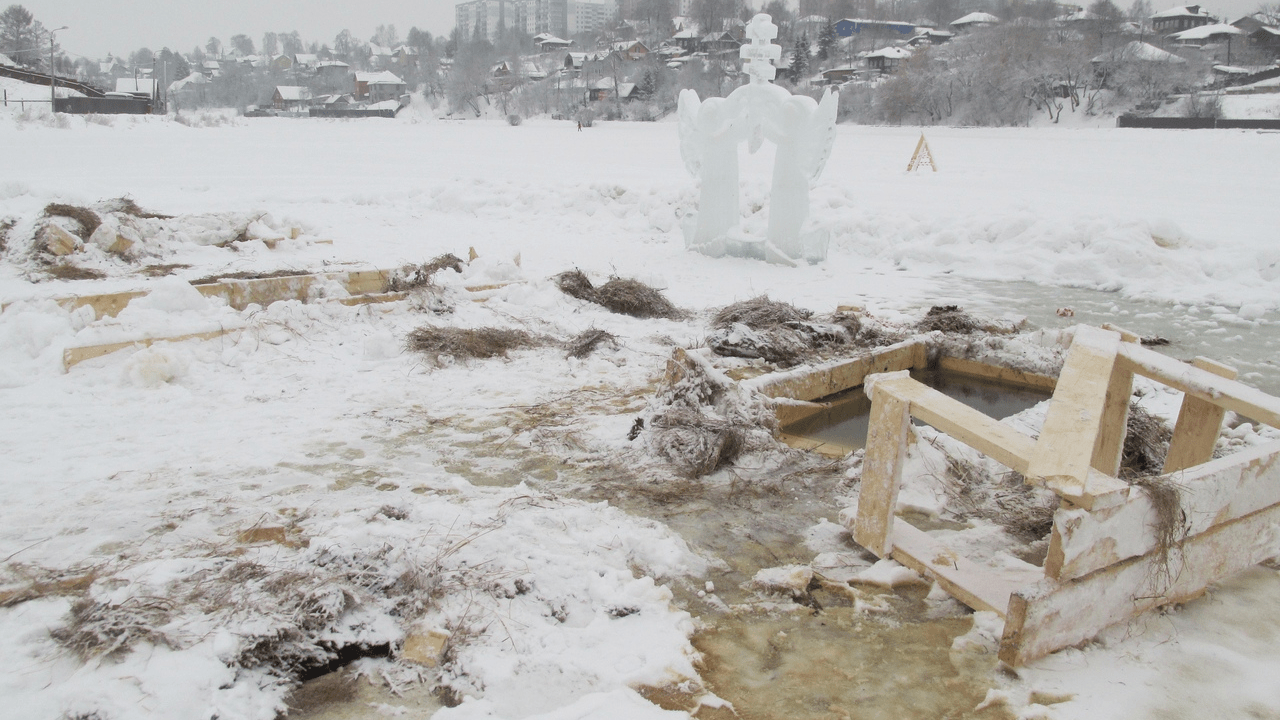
[50,26,68,111]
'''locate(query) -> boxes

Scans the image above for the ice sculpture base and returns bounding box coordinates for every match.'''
[682,212,830,267]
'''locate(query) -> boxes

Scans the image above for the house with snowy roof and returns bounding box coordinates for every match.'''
[114,78,157,99]
[699,32,739,54]
[272,85,311,111]
[315,60,351,80]
[98,57,128,78]
[1229,12,1272,34]
[1168,22,1245,46]
[670,27,701,53]
[353,71,406,103]
[1091,39,1186,82]
[1249,25,1280,55]
[820,65,863,83]
[611,40,650,61]
[865,46,912,73]
[906,28,955,46]
[534,33,573,50]
[950,12,1000,31]
[1151,5,1215,34]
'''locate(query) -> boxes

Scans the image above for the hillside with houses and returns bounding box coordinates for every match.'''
[1,1,1279,124]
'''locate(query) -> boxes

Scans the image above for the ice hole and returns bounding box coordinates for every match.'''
[781,368,1052,452]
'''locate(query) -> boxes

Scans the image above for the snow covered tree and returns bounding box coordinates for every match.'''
[817,22,835,62]
[0,4,41,67]
[261,31,278,56]
[205,37,221,57]
[371,24,399,48]
[334,29,355,59]
[790,33,810,83]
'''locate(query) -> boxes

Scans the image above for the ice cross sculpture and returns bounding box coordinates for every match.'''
[678,13,839,265]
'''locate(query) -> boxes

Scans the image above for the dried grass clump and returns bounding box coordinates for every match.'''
[140,263,190,277]
[1131,474,1187,589]
[388,254,465,292]
[707,296,858,366]
[917,305,981,334]
[45,262,107,281]
[106,196,173,219]
[43,203,102,240]
[51,596,175,659]
[407,325,542,363]
[1115,404,1184,590]
[565,328,618,359]
[191,269,309,285]
[554,271,684,319]
[1120,403,1173,479]
[0,217,14,253]
[943,455,1058,540]
[595,278,684,319]
[649,408,746,478]
[646,349,778,477]
[711,296,812,330]
[554,269,598,302]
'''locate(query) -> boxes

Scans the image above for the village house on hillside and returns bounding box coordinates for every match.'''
[1151,5,1216,34]
[353,71,406,103]
[273,85,311,111]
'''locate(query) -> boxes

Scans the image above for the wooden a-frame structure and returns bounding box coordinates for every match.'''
[851,325,1280,665]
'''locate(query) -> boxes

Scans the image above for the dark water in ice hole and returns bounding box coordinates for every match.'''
[782,369,1053,451]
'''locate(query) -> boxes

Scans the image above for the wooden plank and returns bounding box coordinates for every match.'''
[1100,322,1140,343]
[851,387,911,557]
[1090,365,1133,477]
[58,291,148,319]
[773,398,829,427]
[1163,357,1238,474]
[890,523,1042,617]
[1116,343,1280,429]
[63,326,241,370]
[1026,326,1122,497]
[1001,498,1280,665]
[344,269,392,295]
[337,291,408,307]
[1046,440,1280,580]
[936,356,1057,392]
[875,375,1035,475]
[741,340,924,402]
[197,275,316,310]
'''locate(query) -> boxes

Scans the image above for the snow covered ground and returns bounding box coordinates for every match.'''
[1,103,1279,720]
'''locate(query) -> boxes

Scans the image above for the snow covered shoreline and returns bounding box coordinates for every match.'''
[2,113,1278,719]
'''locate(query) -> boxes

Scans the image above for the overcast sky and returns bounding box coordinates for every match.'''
[18,0,459,60]
[15,0,1271,60]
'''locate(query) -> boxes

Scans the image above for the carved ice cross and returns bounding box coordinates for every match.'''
[740,14,782,84]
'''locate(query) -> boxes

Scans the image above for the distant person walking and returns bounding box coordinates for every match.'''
[577,120,582,132]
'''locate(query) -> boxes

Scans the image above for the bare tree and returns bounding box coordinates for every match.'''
[230,34,254,56]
